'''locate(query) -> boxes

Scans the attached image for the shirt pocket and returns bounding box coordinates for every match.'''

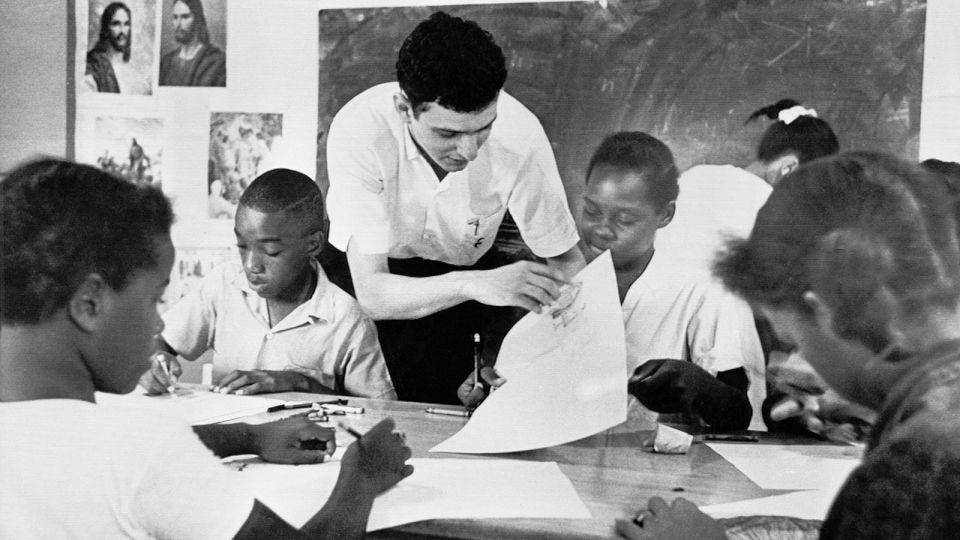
[463,202,503,251]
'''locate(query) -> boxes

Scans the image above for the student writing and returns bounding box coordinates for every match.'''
[141,168,396,398]
[0,159,413,539]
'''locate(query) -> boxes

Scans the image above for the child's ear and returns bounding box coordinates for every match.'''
[306,229,325,258]
[393,93,415,124]
[657,200,676,229]
[68,274,110,333]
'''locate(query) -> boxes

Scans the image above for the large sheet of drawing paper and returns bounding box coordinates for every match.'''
[96,388,283,425]
[233,458,591,531]
[701,489,839,520]
[706,443,862,491]
[431,251,627,454]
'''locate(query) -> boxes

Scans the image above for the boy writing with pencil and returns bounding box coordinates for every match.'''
[141,168,396,399]
[0,159,413,538]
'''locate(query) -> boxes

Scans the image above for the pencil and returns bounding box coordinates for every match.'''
[337,421,364,440]
[425,407,471,418]
[157,354,178,397]
[472,332,483,392]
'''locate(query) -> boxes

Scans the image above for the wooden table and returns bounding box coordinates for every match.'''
[236,392,814,539]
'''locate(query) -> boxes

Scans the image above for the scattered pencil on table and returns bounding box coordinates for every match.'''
[266,401,315,413]
[425,407,471,418]
[702,434,760,442]
[320,403,364,414]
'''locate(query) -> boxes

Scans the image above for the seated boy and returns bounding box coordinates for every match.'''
[142,168,396,399]
[461,133,765,431]
[0,159,412,538]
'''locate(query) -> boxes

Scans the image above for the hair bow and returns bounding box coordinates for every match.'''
[778,105,818,125]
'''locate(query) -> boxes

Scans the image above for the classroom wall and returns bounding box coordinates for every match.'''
[2,0,956,176]
[0,1,69,172]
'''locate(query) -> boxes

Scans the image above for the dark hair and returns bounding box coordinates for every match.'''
[1,159,173,324]
[96,2,132,62]
[715,152,960,353]
[239,168,324,234]
[746,99,839,164]
[173,0,210,45]
[396,11,507,113]
[585,132,679,210]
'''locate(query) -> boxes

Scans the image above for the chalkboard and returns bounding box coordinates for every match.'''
[316,0,925,253]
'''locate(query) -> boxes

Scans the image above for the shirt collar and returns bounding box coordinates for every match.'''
[232,260,333,328]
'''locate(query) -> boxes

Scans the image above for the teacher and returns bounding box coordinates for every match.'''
[325,11,584,403]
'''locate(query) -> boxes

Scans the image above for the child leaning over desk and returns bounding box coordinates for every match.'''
[0,159,412,539]
[461,132,765,432]
[141,168,397,399]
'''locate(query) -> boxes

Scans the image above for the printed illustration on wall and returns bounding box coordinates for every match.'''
[82,0,157,95]
[208,112,283,219]
[87,116,164,188]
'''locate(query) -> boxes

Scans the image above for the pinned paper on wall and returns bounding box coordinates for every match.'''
[431,251,627,454]
[235,458,591,531]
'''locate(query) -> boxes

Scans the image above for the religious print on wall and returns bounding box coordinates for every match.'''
[87,116,164,188]
[83,0,157,95]
[158,0,228,87]
[208,112,283,219]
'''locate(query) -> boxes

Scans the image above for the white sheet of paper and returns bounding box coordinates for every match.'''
[701,489,839,520]
[706,443,861,490]
[96,388,283,425]
[431,252,627,454]
[236,458,591,531]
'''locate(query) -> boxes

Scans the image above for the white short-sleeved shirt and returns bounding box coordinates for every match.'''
[623,250,767,430]
[657,165,771,274]
[163,260,397,399]
[326,82,580,265]
[0,399,254,539]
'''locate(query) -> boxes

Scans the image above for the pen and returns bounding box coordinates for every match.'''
[266,401,316,413]
[425,407,471,418]
[703,434,760,442]
[472,332,483,392]
[320,403,364,414]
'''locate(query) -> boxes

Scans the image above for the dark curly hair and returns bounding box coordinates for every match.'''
[396,11,507,114]
[585,131,679,211]
[239,168,324,234]
[714,152,960,354]
[746,99,839,164]
[1,159,173,324]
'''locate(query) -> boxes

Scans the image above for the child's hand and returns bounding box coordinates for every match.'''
[250,417,337,464]
[615,497,725,540]
[457,367,506,409]
[339,418,413,495]
[627,359,714,414]
[213,369,308,395]
[139,352,181,395]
